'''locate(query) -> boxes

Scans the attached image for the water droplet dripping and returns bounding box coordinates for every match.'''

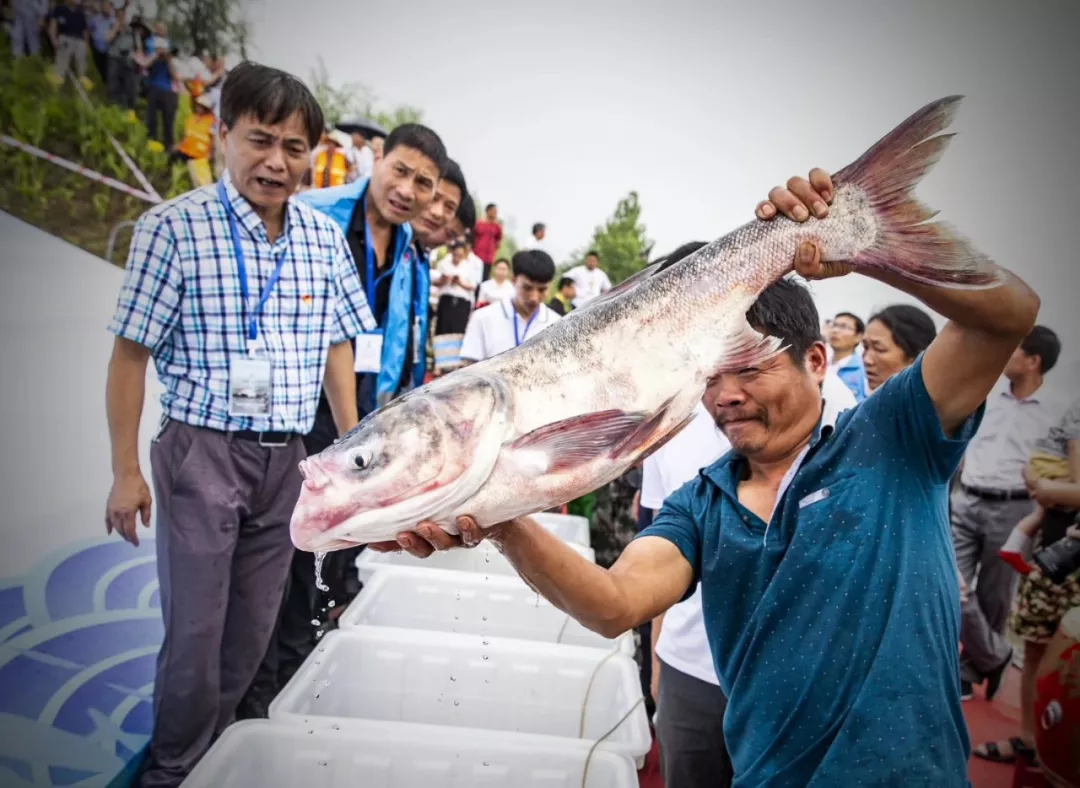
[453,700,460,706]
[327,600,336,608]
[310,619,321,627]
[314,551,329,592]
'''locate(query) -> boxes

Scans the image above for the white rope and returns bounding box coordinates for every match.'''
[576,646,646,788]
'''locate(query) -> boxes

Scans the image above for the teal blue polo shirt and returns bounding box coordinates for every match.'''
[639,356,982,787]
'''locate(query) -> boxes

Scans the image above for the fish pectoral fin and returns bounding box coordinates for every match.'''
[508,408,656,474]
[712,321,787,375]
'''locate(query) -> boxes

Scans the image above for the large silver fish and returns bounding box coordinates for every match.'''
[291,95,1004,551]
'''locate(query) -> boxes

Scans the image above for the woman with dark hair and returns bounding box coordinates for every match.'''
[862,304,938,392]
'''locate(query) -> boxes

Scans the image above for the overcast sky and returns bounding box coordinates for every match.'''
[247,0,1080,384]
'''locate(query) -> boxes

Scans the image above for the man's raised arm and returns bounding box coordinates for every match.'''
[761,169,1040,436]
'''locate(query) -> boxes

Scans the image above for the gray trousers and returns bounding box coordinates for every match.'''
[655,659,733,788]
[951,488,1032,677]
[140,421,304,788]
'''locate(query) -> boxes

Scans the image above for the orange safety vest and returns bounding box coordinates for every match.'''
[177,113,215,160]
[312,148,349,188]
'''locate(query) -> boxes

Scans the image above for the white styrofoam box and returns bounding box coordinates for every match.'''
[338,566,634,655]
[531,512,591,547]
[356,538,595,585]
[269,627,650,766]
[182,719,639,788]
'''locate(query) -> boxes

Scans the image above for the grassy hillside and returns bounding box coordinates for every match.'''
[0,39,191,263]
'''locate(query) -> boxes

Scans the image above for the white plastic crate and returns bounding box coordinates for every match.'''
[356,538,595,585]
[339,566,634,655]
[531,512,591,546]
[182,719,639,787]
[269,627,650,766]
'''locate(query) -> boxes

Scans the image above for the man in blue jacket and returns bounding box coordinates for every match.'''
[237,124,449,715]
[298,122,449,442]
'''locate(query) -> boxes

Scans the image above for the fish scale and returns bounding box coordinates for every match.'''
[290,94,1005,550]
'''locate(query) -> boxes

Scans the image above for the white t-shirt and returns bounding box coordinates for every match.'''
[478,278,515,305]
[640,370,858,685]
[564,265,612,308]
[436,255,482,304]
[460,300,561,362]
[348,145,374,182]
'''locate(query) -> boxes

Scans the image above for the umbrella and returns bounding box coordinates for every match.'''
[336,117,388,139]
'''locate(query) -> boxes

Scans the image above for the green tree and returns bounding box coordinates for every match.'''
[308,57,373,130]
[160,0,249,58]
[308,58,424,133]
[569,191,653,284]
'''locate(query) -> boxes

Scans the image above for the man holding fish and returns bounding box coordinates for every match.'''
[287,98,1045,785]
[292,97,1041,785]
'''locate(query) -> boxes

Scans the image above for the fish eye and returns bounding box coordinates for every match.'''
[352,452,370,471]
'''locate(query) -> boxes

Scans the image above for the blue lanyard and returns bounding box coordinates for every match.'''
[511,304,539,346]
[364,223,398,313]
[217,180,289,342]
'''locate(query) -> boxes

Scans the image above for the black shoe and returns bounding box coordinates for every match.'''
[960,679,974,701]
[985,649,1014,702]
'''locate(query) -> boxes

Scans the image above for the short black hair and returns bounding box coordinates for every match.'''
[532,222,545,236]
[662,244,823,364]
[512,250,555,284]
[746,276,822,362]
[558,276,576,291]
[586,250,600,259]
[657,241,707,270]
[441,159,467,204]
[493,257,510,267]
[383,123,449,176]
[868,304,937,361]
[485,202,496,211]
[833,311,866,334]
[220,61,325,148]
[455,194,476,233]
[1020,325,1061,374]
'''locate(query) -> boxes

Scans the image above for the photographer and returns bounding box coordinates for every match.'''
[974,396,1080,765]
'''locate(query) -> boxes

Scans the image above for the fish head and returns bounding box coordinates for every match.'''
[291,372,511,550]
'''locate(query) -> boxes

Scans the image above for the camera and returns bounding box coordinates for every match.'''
[1032,514,1080,585]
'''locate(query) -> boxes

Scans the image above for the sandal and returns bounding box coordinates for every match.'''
[973,737,1037,764]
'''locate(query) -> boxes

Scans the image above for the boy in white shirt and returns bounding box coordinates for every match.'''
[563,250,612,308]
[460,250,560,363]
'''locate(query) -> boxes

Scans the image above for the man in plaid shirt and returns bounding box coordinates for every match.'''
[103,62,373,788]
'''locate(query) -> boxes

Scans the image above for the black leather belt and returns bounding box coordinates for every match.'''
[233,430,298,447]
[962,484,1030,502]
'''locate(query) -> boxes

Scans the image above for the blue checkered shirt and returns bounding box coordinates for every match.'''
[108,174,375,433]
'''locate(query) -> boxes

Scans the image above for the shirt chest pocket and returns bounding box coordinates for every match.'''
[793,473,873,549]
[272,264,332,337]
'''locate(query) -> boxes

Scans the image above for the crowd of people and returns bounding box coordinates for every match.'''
[93,52,1079,788]
[5,0,229,186]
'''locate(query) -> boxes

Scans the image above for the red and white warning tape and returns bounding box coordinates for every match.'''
[68,71,163,202]
[0,135,161,203]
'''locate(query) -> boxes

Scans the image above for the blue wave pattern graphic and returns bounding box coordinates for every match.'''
[0,539,162,787]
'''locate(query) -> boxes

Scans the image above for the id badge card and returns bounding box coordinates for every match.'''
[354,331,383,374]
[229,354,273,417]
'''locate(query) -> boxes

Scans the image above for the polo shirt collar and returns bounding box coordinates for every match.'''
[220,170,294,246]
[1000,384,1043,405]
[706,398,838,493]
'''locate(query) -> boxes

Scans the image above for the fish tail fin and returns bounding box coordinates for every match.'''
[835,95,1006,290]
